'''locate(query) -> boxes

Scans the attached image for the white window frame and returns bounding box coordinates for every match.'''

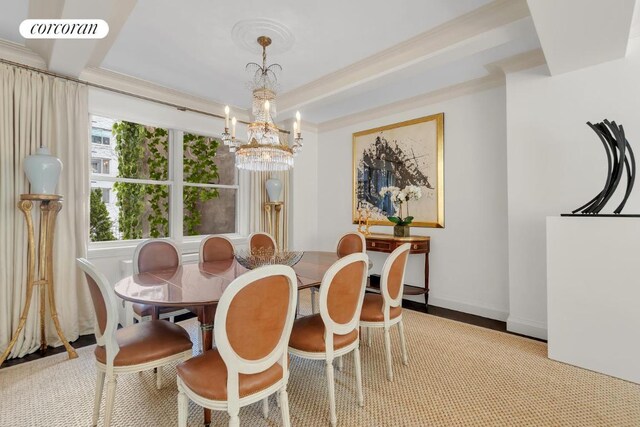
[88,114,245,256]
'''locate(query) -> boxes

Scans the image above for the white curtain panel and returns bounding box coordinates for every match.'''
[0,64,93,358]
[247,169,290,250]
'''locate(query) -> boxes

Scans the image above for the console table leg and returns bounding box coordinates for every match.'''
[424,252,430,311]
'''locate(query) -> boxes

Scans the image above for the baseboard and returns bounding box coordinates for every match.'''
[507,316,548,340]
[428,295,509,322]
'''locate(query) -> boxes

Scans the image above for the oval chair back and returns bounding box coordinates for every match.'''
[76,258,120,366]
[215,264,298,387]
[133,238,181,274]
[249,232,277,253]
[381,243,411,313]
[335,232,366,258]
[199,235,235,262]
[318,252,369,360]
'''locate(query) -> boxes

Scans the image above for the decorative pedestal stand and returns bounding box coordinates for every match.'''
[264,201,284,251]
[0,194,77,366]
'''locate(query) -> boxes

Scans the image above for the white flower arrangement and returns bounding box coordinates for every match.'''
[379,184,423,226]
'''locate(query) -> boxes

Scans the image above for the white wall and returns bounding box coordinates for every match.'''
[505,37,640,339]
[317,87,510,320]
[291,126,320,251]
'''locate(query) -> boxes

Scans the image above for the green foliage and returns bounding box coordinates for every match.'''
[387,215,413,226]
[113,121,145,240]
[183,132,220,236]
[112,121,220,239]
[144,127,169,237]
[89,189,115,242]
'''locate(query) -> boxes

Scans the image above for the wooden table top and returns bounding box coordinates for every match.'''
[114,251,339,308]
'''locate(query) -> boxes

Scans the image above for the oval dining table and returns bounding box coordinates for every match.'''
[114,250,339,425]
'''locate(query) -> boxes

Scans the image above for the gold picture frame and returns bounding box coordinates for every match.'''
[352,113,444,228]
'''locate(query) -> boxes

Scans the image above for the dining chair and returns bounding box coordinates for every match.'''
[359,243,411,381]
[193,235,236,350]
[249,231,277,253]
[177,265,298,427]
[200,234,235,262]
[310,232,366,314]
[76,258,193,427]
[127,238,188,324]
[288,252,368,427]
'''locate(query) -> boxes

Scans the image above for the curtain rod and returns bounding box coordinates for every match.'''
[0,57,291,134]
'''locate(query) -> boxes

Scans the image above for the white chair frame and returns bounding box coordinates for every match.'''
[77,258,192,427]
[248,231,277,251]
[177,265,298,427]
[125,238,188,325]
[360,243,411,381]
[289,252,368,427]
[199,234,236,262]
[311,232,367,315]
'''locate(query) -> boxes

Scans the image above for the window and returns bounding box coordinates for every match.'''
[91,158,110,174]
[183,132,238,236]
[91,116,114,146]
[89,115,237,242]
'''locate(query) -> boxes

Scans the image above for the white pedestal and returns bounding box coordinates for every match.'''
[547,216,640,384]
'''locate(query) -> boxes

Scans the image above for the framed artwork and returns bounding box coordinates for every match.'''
[352,113,444,228]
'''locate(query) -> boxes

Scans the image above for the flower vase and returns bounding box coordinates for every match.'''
[24,147,63,195]
[394,225,410,238]
[265,178,283,202]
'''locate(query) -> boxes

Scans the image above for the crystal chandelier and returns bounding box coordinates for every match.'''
[222,36,302,171]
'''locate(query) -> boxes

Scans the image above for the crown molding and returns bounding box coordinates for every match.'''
[278,117,319,134]
[80,67,251,122]
[278,0,530,113]
[0,40,46,69]
[318,73,504,133]
[484,48,547,74]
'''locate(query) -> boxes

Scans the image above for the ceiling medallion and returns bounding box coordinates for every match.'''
[231,19,295,55]
[222,35,302,172]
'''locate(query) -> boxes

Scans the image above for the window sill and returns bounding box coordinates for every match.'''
[87,233,248,259]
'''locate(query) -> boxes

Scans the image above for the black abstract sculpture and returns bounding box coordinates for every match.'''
[565,120,638,216]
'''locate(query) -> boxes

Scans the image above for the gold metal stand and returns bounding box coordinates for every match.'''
[264,201,284,251]
[0,194,77,366]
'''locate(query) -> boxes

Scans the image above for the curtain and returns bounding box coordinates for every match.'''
[247,169,290,250]
[0,63,93,358]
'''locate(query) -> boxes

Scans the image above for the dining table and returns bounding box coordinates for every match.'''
[114,250,340,425]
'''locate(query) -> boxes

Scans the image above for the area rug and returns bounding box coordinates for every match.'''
[1,295,639,426]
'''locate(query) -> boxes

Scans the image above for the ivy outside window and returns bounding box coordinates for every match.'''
[89,115,238,243]
[182,132,237,236]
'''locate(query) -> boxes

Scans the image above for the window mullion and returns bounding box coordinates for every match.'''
[170,130,184,244]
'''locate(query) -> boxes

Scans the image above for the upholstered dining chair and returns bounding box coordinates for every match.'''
[127,238,188,324]
[76,258,193,427]
[249,231,277,253]
[310,232,366,315]
[288,252,369,427]
[359,243,411,381]
[199,234,235,262]
[176,265,298,427]
[336,231,366,258]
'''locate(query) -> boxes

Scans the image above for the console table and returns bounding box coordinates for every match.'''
[365,233,430,309]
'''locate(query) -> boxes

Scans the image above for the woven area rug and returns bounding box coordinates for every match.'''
[1,293,639,427]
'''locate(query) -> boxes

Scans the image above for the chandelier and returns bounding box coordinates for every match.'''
[222,36,302,171]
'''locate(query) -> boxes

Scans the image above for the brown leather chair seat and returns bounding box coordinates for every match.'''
[95,320,192,366]
[132,303,181,317]
[177,350,284,401]
[360,294,402,322]
[289,313,358,352]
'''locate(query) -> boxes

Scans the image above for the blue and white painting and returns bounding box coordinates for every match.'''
[353,114,444,227]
